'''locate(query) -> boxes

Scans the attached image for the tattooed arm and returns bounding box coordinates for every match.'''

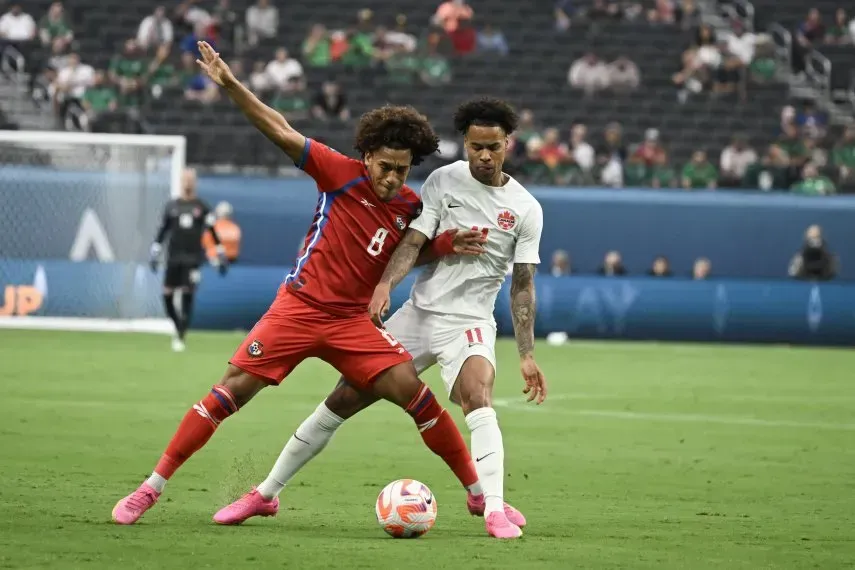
[510,263,537,359]
[367,229,428,325]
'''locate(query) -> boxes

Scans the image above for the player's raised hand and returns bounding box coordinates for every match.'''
[368,283,391,327]
[520,356,547,405]
[196,41,232,87]
[451,229,487,256]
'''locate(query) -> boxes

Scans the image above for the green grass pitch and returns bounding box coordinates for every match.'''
[1,329,853,569]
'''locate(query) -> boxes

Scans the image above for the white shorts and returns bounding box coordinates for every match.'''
[384,300,497,399]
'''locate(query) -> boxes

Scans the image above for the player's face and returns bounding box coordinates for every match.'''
[464,125,507,185]
[365,148,412,201]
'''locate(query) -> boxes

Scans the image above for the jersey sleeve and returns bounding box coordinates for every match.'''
[295,138,362,192]
[513,200,543,264]
[202,201,216,228]
[408,171,442,240]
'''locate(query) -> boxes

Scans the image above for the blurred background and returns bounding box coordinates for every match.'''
[1,0,854,344]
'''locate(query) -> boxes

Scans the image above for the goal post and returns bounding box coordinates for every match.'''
[0,129,187,333]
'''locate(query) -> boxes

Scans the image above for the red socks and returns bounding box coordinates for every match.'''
[154,385,238,479]
[406,384,478,488]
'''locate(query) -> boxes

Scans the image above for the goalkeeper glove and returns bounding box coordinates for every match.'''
[211,245,229,276]
[149,242,162,273]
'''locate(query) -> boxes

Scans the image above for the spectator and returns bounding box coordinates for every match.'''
[449,19,477,56]
[596,122,627,187]
[676,0,700,30]
[606,56,640,93]
[249,60,272,94]
[245,0,278,46]
[832,125,855,188]
[109,39,147,107]
[342,15,378,68]
[569,123,595,177]
[788,225,837,280]
[212,0,238,46]
[777,122,810,172]
[180,51,219,103]
[0,4,36,47]
[647,0,676,24]
[420,33,452,87]
[513,109,541,155]
[52,52,94,115]
[79,70,118,130]
[179,22,216,59]
[174,0,213,37]
[743,144,792,190]
[330,30,350,62]
[598,251,627,276]
[797,8,826,47]
[551,250,571,276]
[38,2,72,49]
[477,24,509,56]
[682,150,718,189]
[796,100,828,140]
[146,45,178,95]
[647,256,673,277]
[632,128,666,166]
[825,9,852,45]
[673,47,709,100]
[203,202,241,264]
[531,127,572,182]
[385,14,417,53]
[312,80,349,121]
[719,134,758,188]
[302,25,332,68]
[555,0,574,31]
[726,22,755,67]
[692,257,711,280]
[433,0,473,33]
[791,162,836,195]
[694,23,716,47]
[568,53,608,95]
[137,6,174,51]
[266,48,305,92]
[649,151,677,188]
[272,80,310,120]
[712,38,743,96]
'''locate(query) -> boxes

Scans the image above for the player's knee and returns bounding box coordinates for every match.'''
[456,357,495,415]
[217,364,269,408]
[371,363,423,409]
[323,377,377,420]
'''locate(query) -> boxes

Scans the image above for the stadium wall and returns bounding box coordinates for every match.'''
[1,261,853,345]
[197,176,855,280]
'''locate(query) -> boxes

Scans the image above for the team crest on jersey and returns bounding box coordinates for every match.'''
[395,215,407,230]
[497,209,516,231]
[247,340,264,357]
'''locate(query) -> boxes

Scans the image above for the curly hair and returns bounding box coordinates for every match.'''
[453,97,519,136]
[354,105,439,166]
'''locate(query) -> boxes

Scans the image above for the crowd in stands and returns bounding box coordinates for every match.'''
[547,224,838,281]
[0,1,853,194]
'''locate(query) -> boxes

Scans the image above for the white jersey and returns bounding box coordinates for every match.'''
[408,160,543,322]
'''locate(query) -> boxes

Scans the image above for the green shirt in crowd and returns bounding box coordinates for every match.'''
[82,86,117,112]
[110,56,146,79]
[791,176,836,196]
[302,38,331,67]
[832,143,855,168]
[682,161,718,188]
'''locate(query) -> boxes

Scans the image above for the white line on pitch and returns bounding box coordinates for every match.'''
[492,398,855,431]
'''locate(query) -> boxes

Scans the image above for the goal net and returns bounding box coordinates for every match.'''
[0,130,186,333]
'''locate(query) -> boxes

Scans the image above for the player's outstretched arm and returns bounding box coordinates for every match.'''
[368,229,428,325]
[511,263,547,404]
[196,41,306,164]
[414,228,486,267]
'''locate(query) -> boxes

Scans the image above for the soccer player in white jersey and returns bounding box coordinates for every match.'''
[214,97,547,539]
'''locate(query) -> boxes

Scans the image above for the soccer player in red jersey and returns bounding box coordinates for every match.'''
[111,41,489,526]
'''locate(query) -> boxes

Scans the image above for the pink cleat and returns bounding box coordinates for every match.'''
[112,482,160,525]
[213,488,279,525]
[485,511,523,539]
[467,492,527,528]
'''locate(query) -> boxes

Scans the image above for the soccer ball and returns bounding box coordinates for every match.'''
[375,479,438,538]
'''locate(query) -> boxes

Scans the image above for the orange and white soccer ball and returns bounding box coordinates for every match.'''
[375,479,438,538]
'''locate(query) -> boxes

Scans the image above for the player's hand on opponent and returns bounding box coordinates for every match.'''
[520,356,547,405]
[368,283,391,327]
[449,228,487,256]
[195,40,233,87]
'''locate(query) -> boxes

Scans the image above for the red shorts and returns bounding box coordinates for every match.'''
[229,290,412,386]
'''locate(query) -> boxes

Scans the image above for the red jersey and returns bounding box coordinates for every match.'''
[284,138,422,316]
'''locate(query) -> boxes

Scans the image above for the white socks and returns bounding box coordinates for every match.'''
[465,407,505,515]
[256,402,344,500]
[145,472,168,494]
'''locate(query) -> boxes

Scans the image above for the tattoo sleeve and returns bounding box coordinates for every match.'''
[510,263,536,358]
[379,229,429,288]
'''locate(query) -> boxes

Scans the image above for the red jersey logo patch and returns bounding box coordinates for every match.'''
[395,215,407,231]
[497,210,516,230]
